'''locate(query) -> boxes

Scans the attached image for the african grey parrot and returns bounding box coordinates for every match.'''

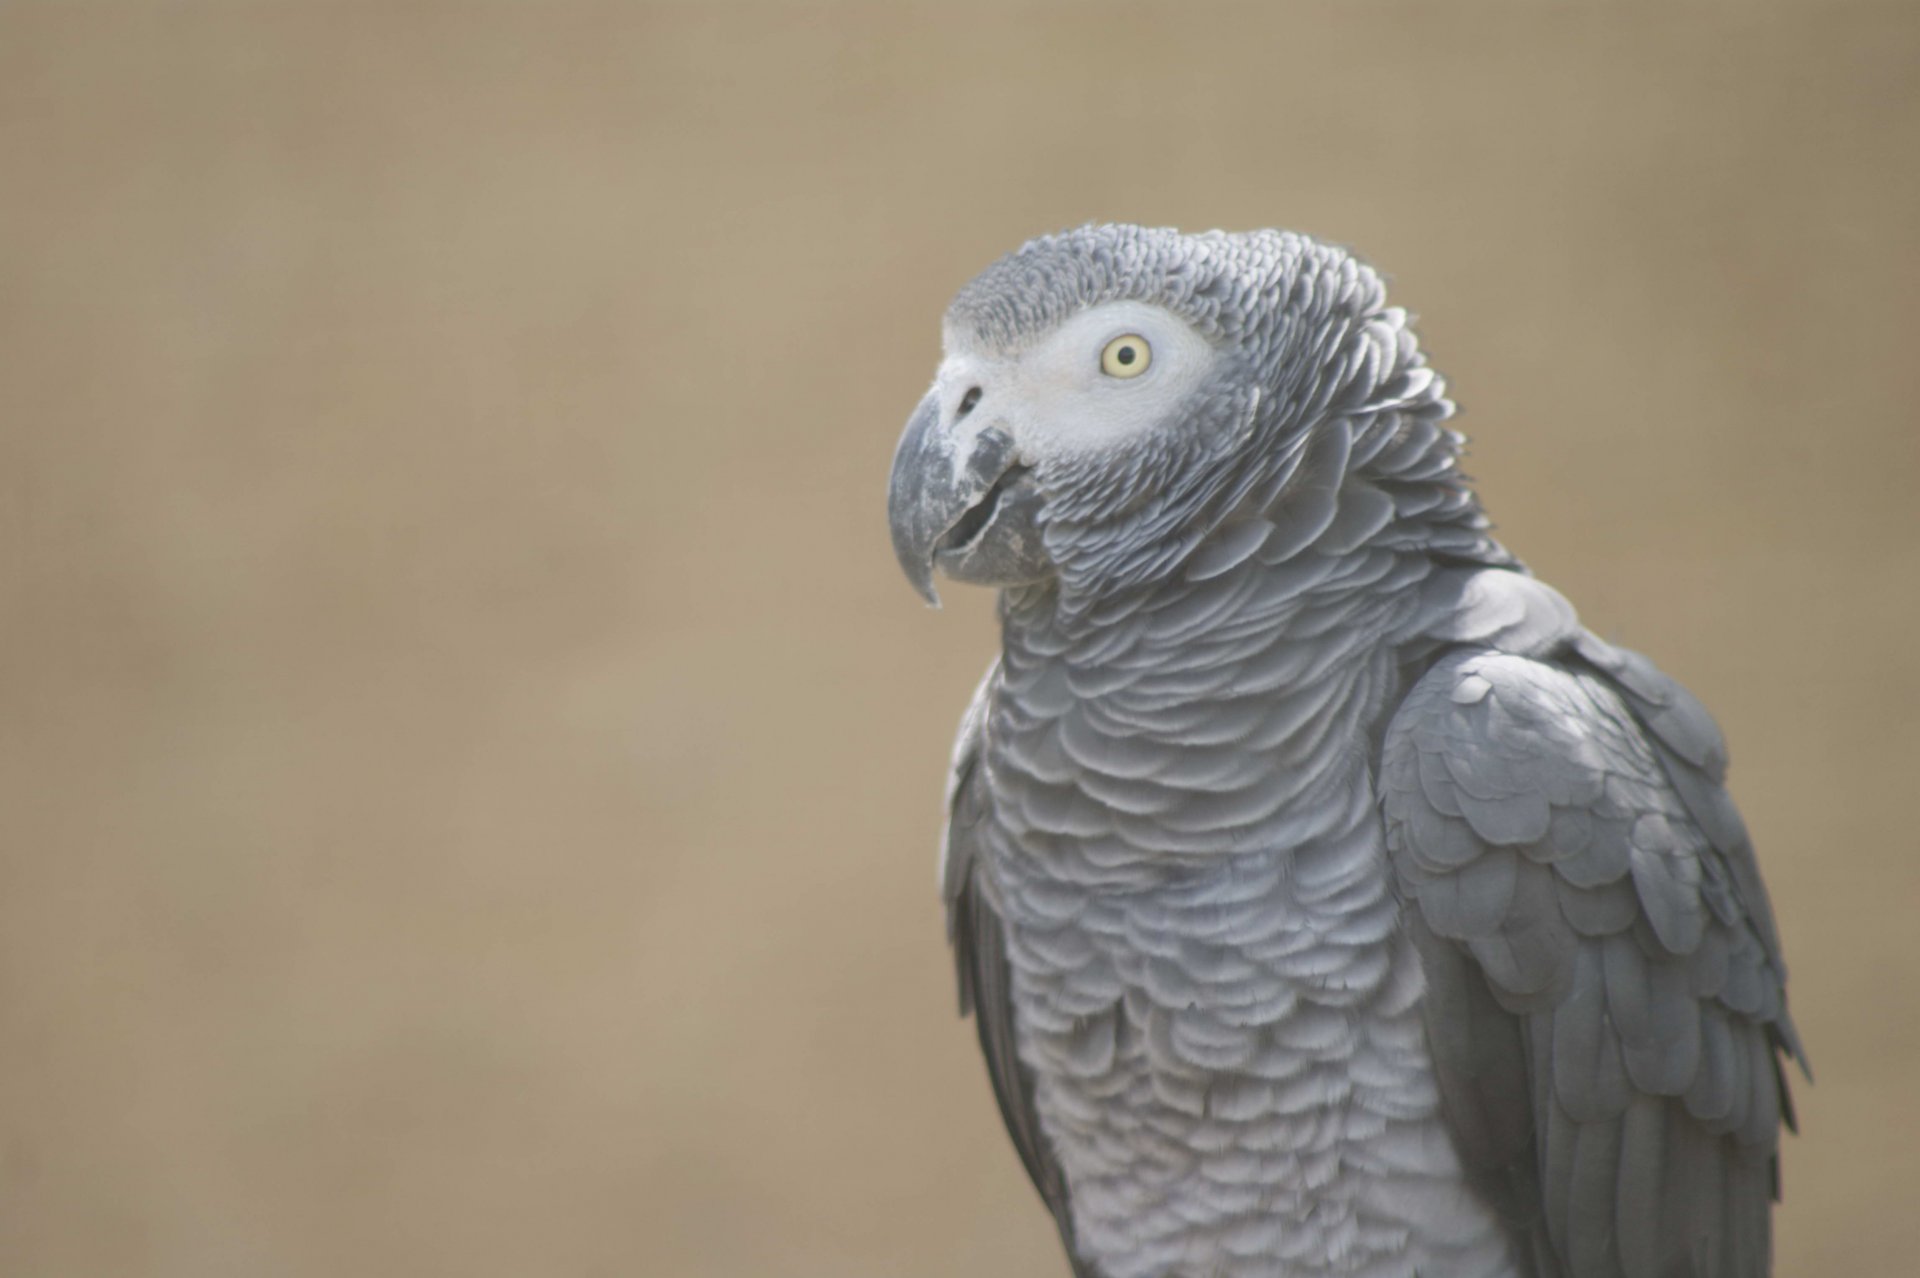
[885,226,1804,1278]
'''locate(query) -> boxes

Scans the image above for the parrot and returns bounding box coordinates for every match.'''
[884,225,1805,1278]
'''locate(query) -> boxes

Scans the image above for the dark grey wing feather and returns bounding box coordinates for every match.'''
[942,664,1095,1277]
[1382,641,1801,1278]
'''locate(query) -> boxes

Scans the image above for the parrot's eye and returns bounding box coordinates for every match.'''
[1100,334,1152,379]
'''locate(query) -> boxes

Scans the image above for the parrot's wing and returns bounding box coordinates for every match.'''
[1381,639,1804,1278]
[942,662,1092,1275]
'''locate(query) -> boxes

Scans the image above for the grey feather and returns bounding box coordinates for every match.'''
[1185,518,1274,581]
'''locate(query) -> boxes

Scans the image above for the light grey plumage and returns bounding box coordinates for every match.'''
[886,225,1804,1278]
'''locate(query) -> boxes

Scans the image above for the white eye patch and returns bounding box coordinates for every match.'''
[937,301,1222,463]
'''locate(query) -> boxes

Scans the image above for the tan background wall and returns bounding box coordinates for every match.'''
[2,5,1915,1275]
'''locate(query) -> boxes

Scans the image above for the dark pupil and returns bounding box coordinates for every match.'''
[1116,345,1136,365]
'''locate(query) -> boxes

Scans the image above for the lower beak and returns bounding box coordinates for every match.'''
[886,392,1016,605]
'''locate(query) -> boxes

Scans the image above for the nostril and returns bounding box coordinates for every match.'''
[956,386,982,419]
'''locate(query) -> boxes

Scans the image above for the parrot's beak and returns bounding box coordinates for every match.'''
[887,391,1022,606]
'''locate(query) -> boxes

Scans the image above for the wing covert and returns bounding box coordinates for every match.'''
[1382,643,1801,1278]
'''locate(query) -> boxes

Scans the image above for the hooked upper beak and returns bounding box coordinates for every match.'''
[886,391,1020,606]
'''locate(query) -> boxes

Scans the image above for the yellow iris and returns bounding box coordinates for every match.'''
[1100,334,1151,378]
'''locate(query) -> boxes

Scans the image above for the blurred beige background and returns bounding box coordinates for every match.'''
[1,4,1915,1276]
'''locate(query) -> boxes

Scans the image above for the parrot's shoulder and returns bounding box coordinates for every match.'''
[1378,626,1805,1278]
[1383,642,1709,964]
[1408,564,1580,659]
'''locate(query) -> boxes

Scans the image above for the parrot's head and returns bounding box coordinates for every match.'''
[887,224,1451,609]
